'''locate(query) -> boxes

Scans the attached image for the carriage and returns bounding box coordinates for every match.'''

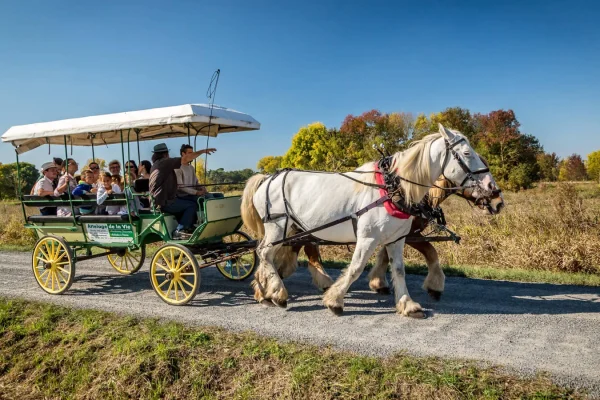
[1,104,261,305]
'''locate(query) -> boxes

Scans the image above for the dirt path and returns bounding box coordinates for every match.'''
[1,251,598,395]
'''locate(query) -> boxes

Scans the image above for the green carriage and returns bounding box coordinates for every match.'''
[1,104,260,305]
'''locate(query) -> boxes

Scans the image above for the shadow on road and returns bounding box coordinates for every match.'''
[68,267,600,316]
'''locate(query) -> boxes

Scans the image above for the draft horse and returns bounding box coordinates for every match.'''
[242,124,503,317]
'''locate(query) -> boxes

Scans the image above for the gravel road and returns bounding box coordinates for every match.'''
[1,251,598,395]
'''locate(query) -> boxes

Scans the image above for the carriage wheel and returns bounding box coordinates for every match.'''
[216,232,257,281]
[107,246,145,275]
[150,244,200,305]
[32,236,75,295]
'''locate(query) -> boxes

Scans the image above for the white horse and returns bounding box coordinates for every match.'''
[241,124,502,317]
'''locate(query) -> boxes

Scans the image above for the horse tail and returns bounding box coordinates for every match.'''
[241,174,268,238]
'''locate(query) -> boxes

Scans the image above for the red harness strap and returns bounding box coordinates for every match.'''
[375,167,411,219]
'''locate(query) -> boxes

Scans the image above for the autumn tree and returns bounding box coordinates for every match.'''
[281,122,334,170]
[257,156,283,174]
[558,154,588,181]
[536,152,560,181]
[586,150,600,182]
[413,107,476,142]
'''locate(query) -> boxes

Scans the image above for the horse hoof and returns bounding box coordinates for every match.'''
[272,299,288,308]
[376,287,391,295]
[408,310,426,319]
[328,306,343,316]
[427,289,442,301]
[260,299,276,307]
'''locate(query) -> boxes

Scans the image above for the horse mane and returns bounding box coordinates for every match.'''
[390,133,441,205]
[427,177,453,207]
[354,133,442,205]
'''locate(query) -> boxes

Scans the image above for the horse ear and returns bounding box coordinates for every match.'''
[438,123,455,141]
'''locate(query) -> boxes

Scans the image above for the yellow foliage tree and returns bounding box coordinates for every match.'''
[257,156,283,173]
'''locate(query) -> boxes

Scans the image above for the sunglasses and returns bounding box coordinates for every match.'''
[90,166,100,170]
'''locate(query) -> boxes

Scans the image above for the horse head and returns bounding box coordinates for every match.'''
[436,124,504,215]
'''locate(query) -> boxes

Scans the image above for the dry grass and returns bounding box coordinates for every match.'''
[316,182,600,276]
[0,298,586,399]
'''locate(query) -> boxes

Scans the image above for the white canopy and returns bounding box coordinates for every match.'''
[1,104,260,154]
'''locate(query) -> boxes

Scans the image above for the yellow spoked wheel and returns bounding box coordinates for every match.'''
[107,246,145,275]
[150,244,200,305]
[216,232,257,281]
[32,236,74,295]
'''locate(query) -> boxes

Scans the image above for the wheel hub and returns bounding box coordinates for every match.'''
[44,262,52,270]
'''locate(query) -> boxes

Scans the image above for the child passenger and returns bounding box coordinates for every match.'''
[72,169,97,215]
[96,172,122,215]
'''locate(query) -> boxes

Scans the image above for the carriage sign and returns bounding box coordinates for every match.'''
[86,223,134,243]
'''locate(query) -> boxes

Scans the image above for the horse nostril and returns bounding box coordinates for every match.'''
[487,182,493,191]
[496,202,504,213]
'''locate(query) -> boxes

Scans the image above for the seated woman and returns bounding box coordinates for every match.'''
[72,169,97,215]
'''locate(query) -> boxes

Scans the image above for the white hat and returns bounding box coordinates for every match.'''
[41,162,58,172]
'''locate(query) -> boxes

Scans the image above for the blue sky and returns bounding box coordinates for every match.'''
[0,0,599,171]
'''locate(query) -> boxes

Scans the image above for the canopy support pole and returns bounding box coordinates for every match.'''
[64,136,77,222]
[15,151,27,223]
[120,130,134,230]
[136,129,141,167]
[91,134,96,162]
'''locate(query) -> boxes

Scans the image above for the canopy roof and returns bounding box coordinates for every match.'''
[1,104,260,154]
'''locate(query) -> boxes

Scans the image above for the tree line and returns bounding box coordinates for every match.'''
[257,107,600,190]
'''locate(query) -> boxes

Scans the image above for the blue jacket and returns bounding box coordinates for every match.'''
[72,182,93,197]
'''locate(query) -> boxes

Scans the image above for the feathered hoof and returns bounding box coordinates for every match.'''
[407,310,426,319]
[272,298,288,308]
[260,299,276,307]
[376,287,391,295]
[427,289,442,301]
[328,306,344,316]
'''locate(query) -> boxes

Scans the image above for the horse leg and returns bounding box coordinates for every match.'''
[387,240,425,318]
[303,244,334,291]
[251,223,289,308]
[409,241,445,300]
[323,238,378,315]
[367,247,390,294]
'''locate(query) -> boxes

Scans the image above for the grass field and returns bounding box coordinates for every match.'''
[2,182,599,285]
[0,298,586,399]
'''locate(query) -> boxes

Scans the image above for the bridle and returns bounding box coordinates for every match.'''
[439,137,502,213]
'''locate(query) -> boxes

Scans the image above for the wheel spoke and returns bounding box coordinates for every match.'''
[175,252,184,271]
[156,263,170,273]
[177,281,188,298]
[44,269,52,287]
[129,254,140,264]
[170,249,175,269]
[175,261,191,273]
[180,272,196,276]
[39,269,50,280]
[36,256,49,264]
[174,282,179,301]
[50,240,56,260]
[180,276,195,289]
[157,278,170,289]
[51,270,55,291]
[39,246,51,262]
[54,271,63,290]
[56,269,68,284]
[165,280,174,299]
[160,253,171,270]
[56,266,70,275]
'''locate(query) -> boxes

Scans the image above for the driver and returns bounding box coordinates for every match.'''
[149,143,216,240]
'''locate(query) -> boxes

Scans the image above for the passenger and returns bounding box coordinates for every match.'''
[175,144,209,203]
[96,171,122,215]
[108,159,121,177]
[111,173,124,191]
[88,161,101,183]
[54,158,79,217]
[149,142,216,239]
[72,169,97,215]
[125,160,138,178]
[34,162,59,216]
[137,160,152,179]
[30,156,63,195]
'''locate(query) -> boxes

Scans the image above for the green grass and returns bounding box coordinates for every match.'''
[0,298,586,399]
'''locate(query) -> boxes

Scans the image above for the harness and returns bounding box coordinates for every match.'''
[263,137,494,247]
